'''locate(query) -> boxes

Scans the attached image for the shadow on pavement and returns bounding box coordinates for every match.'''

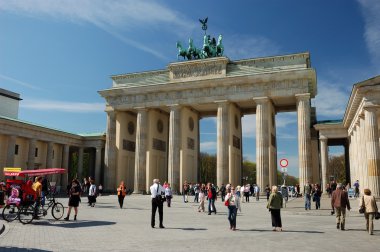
[0,247,51,252]
[163,227,207,231]
[240,229,324,233]
[33,219,116,228]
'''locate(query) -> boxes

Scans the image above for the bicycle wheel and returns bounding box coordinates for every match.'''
[18,205,35,224]
[51,202,64,220]
[2,204,19,222]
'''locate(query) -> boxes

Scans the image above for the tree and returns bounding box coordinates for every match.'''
[199,152,216,183]
[242,159,256,185]
[328,154,346,184]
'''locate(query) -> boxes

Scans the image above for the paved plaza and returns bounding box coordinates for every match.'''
[0,194,379,251]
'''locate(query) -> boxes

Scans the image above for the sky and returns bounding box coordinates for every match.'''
[1,0,380,177]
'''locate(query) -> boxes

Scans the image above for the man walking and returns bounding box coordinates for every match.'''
[150,179,165,228]
[353,180,360,198]
[331,183,351,230]
[304,181,312,210]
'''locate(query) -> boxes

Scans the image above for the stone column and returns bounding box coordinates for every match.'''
[104,111,117,191]
[27,138,36,169]
[6,135,16,167]
[320,137,328,193]
[95,146,102,184]
[255,97,270,190]
[296,93,312,189]
[364,106,380,197]
[216,101,229,186]
[46,141,54,168]
[62,144,70,188]
[78,147,84,178]
[134,108,148,194]
[360,116,368,191]
[168,105,181,193]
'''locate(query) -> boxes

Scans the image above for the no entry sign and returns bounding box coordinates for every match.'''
[280,158,288,168]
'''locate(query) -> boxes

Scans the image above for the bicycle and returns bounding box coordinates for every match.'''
[18,195,65,224]
[2,204,20,222]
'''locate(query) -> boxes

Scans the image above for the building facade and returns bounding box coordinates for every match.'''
[0,89,105,190]
[315,75,380,196]
[99,53,319,193]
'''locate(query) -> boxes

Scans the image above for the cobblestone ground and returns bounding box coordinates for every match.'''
[0,194,379,251]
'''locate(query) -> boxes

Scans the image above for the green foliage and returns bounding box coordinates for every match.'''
[328,154,346,184]
[242,160,256,185]
[277,171,299,186]
[199,152,216,183]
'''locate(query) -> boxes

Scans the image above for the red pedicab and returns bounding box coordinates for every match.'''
[2,168,66,224]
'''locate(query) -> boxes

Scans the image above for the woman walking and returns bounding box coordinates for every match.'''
[359,188,379,235]
[198,184,206,212]
[267,185,283,231]
[64,179,81,221]
[117,181,127,209]
[165,183,173,207]
[225,186,241,230]
[88,180,97,207]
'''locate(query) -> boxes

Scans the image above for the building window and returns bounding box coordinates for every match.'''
[15,145,19,155]
[35,148,38,157]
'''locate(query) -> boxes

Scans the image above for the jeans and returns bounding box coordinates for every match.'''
[194,193,199,203]
[227,205,237,228]
[315,195,321,209]
[208,198,216,213]
[365,213,375,234]
[305,194,311,210]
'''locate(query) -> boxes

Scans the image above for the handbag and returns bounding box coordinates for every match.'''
[375,212,380,220]
[224,199,229,206]
[359,196,365,214]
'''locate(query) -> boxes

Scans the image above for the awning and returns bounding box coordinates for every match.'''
[4,168,66,177]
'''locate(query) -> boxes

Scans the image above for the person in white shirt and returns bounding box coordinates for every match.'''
[225,186,241,230]
[88,180,97,207]
[150,178,165,228]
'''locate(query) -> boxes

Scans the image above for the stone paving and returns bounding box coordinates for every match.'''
[0,194,379,251]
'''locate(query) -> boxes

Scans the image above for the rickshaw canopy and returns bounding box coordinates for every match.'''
[4,168,66,177]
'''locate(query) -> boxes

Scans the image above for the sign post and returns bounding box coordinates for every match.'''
[279,159,288,185]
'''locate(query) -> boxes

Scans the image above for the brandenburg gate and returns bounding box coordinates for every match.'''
[99,52,318,193]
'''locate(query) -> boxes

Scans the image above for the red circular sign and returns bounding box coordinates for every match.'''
[280,159,288,168]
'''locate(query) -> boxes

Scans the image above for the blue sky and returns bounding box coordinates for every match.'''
[1,0,380,177]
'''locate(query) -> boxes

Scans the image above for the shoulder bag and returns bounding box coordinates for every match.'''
[359,196,365,214]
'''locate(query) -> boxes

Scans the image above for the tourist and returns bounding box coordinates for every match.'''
[244,184,250,203]
[331,183,351,230]
[326,183,331,198]
[265,185,270,201]
[225,186,241,231]
[165,183,173,207]
[255,184,260,201]
[331,180,337,192]
[117,181,127,209]
[267,185,283,231]
[88,180,97,207]
[198,183,206,212]
[207,183,217,215]
[240,185,245,202]
[183,181,189,203]
[359,188,378,235]
[354,180,360,198]
[193,183,200,203]
[98,184,103,196]
[312,184,322,209]
[64,179,81,221]
[32,176,43,218]
[219,183,226,202]
[304,181,312,210]
[150,179,165,228]
[41,176,49,206]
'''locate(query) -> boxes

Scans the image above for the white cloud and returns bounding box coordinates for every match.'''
[224,34,281,60]
[0,0,195,60]
[20,99,104,113]
[313,80,348,118]
[200,141,216,153]
[358,0,380,72]
[0,73,41,90]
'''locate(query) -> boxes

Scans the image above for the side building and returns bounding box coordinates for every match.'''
[0,88,106,191]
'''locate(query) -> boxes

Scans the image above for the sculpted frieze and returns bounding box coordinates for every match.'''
[108,79,308,108]
[169,60,227,81]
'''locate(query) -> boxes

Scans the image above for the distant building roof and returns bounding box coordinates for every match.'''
[0,88,22,101]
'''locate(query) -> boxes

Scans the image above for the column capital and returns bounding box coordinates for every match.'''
[295,93,311,101]
[168,104,182,111]
[253,97,270,105]
[363,104,379,113]
[214,99,230,105]
[319,136,328,143]
[134,106,148,112]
